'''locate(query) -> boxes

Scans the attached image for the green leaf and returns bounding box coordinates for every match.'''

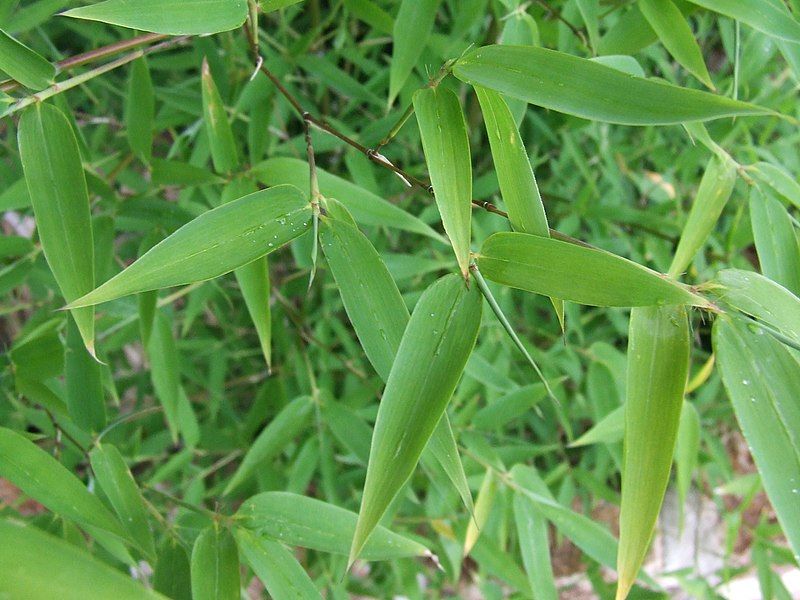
[413,86,472,278]
[453,45,767,125]
[463,469,497,556]
[225,396,314,495]
[751,161,800,210]
[511,465,619,571]
[349,274,482,564]
[191,525,240,600]
[712,269,800,346]
[18,103,96,355]
[90,443,156,559]
[235,257,272,370]
[153,537,192,600]
[67,185,311,308]
[714,316,800,561]
[424,416,474,517]
[235,491,429,560]
[639,0,713,88]
[569,405,624,447]
[478,232,708,307]
[65,318,106,432]
[686,0,800,43]
[750,187,800,296]
[617,305,691,600]
[675,401,700,510]
[472,383,551,430]
[125,57,154,162]
[252,157,444,242]
[260,0,305,11]
[0,427,125,539]
[0,28,54,90]
[0,519,164,599]
[201,57,239,174]
[474,86,548,236]
[235,528,323,600]
[512,482,558,600]
[62,0,248,35]
[388,0,440,106]
[148,311,183,443]
[668,152,738,277]
[320,214,408,381]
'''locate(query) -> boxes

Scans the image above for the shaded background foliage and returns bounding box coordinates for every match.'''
[1,0,799,598]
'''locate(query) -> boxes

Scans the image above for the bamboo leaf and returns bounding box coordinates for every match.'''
[453,45,767,125]
[252,157,444,242]
[686,0,800,43]
[714,316,800,561]
[0,427,126,540]
[191,525,240,600]
[125,57,154,162]
[0,28,54,90]
[512,482,558,600]
[413,86,472,278]
[349,274,482,564]
[67,185,311,308]
[18,103,95,355]
[570,405,624,447]
[478,232,709,308]
[235,528,323,600]
[65,318,106,432]
[463,469,497,556]
[750,187,800,295]
[148,311,183,443]
[424,417,474,517]
[225,396,315,495]
[388,0,440,106]
[90,443,156,559]
[235,491,430,560]
[617,305,691,600]
[751,161,800,210]
[668,152,738,277]
[62,0,248,35]
[675,401,700,511]
[712,269,800,346]
[201,57,239,174]
[0,519,163,599]
[235,257,272,370]
[320,214,408,381]
[639,0,713,88]
[153,537,192,600]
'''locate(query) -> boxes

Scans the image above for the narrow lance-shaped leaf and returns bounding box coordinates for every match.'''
[18,103,96,355]
[463,469,497,556]
[474,85,563,324]
[388,0,441,106]
[191,525,240,600]
[125,56,154,163]
[349,274,482,564]
[710,269,800,347]
[235,492,430,560]
[639,0,713,89]
[617,305,691,600]
[512,482,558,600]
[201,58,239,174]
[62,0,248,35]
[225,395,314,495]
[714,316,800,561]
[414,86,472,279]
[67,185,311,308]
[453,45,767,126]
[65,318,106,433]
[0,520,164,600]
[90,443,156,560]
[235,528,323,600]
[236,257,272,371]
[148,311,182,443]
[686,0,800,43]
[0,28,55,90]
[750,187,800,295]
[675,401,701,516]
[0,427,126,539]
[478,232,709,308]
[321,209,473,514]
[153,537,192,600]
[668,153,738,277]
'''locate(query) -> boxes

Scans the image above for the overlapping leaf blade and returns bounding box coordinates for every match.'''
[617,305,691,600]
[191,525,240,600]
[67,185,311,308]
[686,0,800,42]
[388,0,440,106]
[478,232,708,307]
[453,45,766,125]
[62,0,248,35]
[349,274,481,564]
[413,86,472,278]
[0,28,54,90]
